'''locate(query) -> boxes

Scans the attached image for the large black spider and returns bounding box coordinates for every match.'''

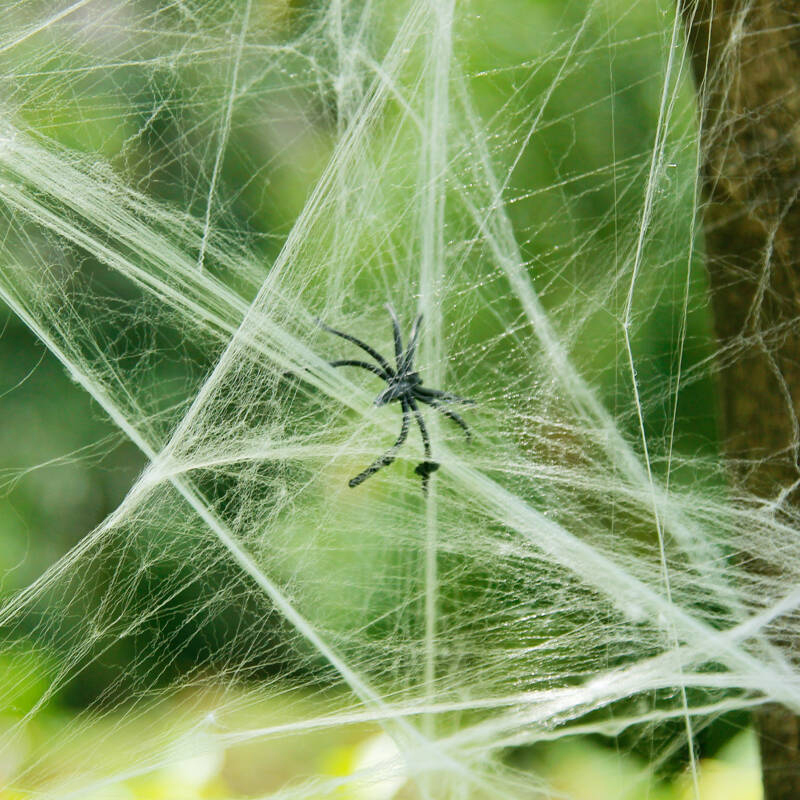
[322,304,473,491]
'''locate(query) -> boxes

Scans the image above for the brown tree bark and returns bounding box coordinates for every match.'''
[678,2,800,798]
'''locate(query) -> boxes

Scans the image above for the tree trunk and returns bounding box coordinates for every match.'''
[678,2,800,798]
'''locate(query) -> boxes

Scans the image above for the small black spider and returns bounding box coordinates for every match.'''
[322,304,473,491]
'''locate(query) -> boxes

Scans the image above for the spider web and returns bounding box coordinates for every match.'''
[0,0,796,796]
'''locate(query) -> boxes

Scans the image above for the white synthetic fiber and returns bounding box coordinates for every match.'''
[0,0,797,797]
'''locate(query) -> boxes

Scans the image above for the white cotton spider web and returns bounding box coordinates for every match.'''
[0,0,798,797]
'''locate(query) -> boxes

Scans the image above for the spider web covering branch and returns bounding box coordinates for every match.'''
[0,0,796,796]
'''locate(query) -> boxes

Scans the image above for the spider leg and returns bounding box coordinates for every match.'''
[400,313,422,373]
[415,386,475,404]
[408,396,440,494]
[385,304,404,365]
[319,320,395,376]
[282,359,388,383]
[418,396,472,442]
[348,400,410,488]
[329,359,391,381]
[407,396,432,459]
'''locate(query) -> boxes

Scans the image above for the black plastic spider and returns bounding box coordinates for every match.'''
[322,304,473,491]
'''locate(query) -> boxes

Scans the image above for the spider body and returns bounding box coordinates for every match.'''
[322,304,473,490]
[375,370,421,406]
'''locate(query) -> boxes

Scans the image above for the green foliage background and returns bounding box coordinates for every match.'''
[0,0,744,796]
